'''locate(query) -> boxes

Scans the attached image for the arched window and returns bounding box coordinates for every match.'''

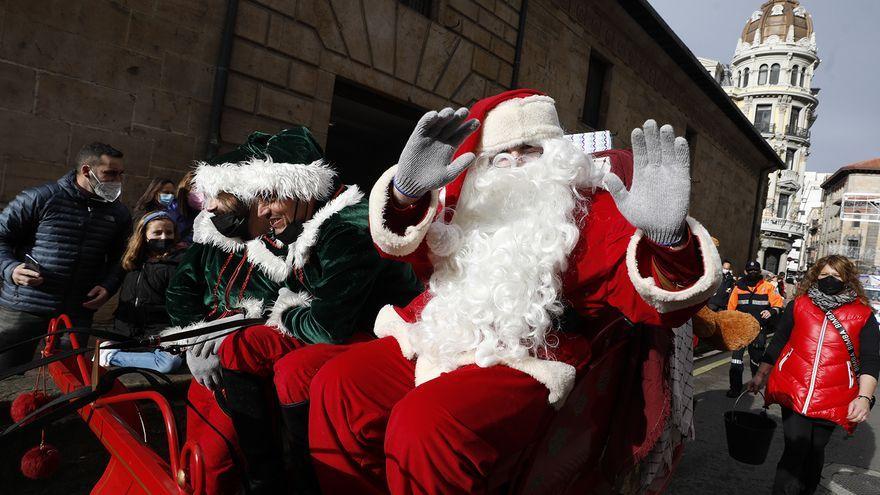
[737,70,742,87]
[743,67,750,86]
[799,67,806,87]
[769,64,780,84]
[790,65,799,85]
[758,64,768,85]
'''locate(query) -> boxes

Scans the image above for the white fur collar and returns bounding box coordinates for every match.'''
[192,210,288,282]
[194,158,337,202]
[287,185,364,269]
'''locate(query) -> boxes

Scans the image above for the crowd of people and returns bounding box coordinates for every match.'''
[0,88,876,495]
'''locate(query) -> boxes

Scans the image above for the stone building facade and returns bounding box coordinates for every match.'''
[816,159,880,273]
[0,0,781,267]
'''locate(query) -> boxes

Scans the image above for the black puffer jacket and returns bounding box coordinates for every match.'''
[114,249,185,338]
[0,171,131,316]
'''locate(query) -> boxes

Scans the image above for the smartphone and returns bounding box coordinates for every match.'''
[24,254,41,274]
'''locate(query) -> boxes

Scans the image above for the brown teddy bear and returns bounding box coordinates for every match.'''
[692,306,760,352]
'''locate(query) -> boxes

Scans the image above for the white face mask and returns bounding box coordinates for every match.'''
[722,268,731,275]
[88,170,122,202]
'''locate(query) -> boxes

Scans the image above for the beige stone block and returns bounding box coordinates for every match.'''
[133,89,192,133]
[416,25,459,91]
[436,41,474,99]
[452,72,487,106]
[395,7,430,84]
[310,101,331,135]
[36,74,134,132]
[6,0,130,46]
[154,0,227,32]
[257,86,313,124]
[229,40,289,87]
[128,11,201,58]
[298,0,347,55]
[449,0,479,21]
[494,0,519,27]
[478,6,505,37]
[0,112,70,163]
[69,125,153,177]
[225,74,259,112]
[363,0,396,75]
[2,159,70,201]
[498,61,513,87]
[474,0,495,13]
[330,0,371,65]
[490,35,515,63]
[472,47,500,79]
[162,54,216,100]
[0,61,35,113]
[460,18,491,50]
[130,124,198,166]
[267,16,323,65]
[0,15,163,93]
[235,1,271,44]
[315,70,336,103]
[502,24,518,46]
[253,0,298,18]
[220,109,286,145]
[289,61,319,95]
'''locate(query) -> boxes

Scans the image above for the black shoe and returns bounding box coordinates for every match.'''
[726,388,742,398]
[220,369,285,495]
[280,401,320,495]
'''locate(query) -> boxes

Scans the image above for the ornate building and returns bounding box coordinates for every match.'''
[704,0,820,273]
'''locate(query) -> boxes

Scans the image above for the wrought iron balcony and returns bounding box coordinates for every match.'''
[761,216,807,238]
[785,125,810,139]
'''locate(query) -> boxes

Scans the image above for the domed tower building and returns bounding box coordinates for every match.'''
[726,0,820,274]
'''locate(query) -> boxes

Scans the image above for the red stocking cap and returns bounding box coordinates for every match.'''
[445,89,562,214]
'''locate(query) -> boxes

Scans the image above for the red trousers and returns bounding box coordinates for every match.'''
[187,325,359,494]
[309,336,557,495]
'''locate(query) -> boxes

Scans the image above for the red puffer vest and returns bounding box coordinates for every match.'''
[766,295,872,432]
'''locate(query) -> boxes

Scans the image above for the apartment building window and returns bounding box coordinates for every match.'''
[736,71,742,87]
[758,64,769,85]
[582,51,611,129]
[788,106,801,133]
[399,0,432,17]
[799,67,806,87]
[743,67,750,86]
[754,104,772,133]
[769,63,780,84]
[776,193,791,219]
[790,64,799,85]
[785,148,796,169]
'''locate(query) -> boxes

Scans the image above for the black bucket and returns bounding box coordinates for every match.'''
[724,391,777,465]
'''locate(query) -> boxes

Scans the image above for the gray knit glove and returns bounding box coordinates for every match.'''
[186,350,222,391]
[393,107,481,199]
[603,120,690,246]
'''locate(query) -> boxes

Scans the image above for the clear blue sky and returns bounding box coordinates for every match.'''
[648,0,880,173]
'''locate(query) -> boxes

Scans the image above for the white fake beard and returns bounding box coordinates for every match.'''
[413,137,599,370]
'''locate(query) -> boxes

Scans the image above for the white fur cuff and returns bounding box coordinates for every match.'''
[626,217,722,314]
[194,158,337,202]
[369,165,439,257]
[373,304,416,359]
[267,287,313,336]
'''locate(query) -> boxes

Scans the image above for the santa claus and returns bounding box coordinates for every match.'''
[308,89,722,494]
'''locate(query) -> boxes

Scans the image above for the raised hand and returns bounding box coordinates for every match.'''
[604,119,691,246]
[393,107,481,203]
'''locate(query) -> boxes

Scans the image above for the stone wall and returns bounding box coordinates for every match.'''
[0,0,226,206]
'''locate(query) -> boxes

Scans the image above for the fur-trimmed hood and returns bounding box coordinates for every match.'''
[193,157,338,202]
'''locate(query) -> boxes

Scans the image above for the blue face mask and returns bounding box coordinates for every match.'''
[158,193,175,206]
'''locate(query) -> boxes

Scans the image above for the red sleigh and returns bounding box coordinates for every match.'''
[37,311,682,495]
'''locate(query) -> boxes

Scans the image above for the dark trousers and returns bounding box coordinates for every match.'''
[773,407,836,495]
[0,306,90,371]
[729,331,766,392]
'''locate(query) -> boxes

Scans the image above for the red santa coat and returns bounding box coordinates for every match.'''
[367,149,722,407]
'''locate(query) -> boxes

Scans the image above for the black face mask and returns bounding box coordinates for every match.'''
[744,271,762,284]
[211,212,249,239]
[147,238,174,253]
[817,276,846,295]
[273,221,305,245]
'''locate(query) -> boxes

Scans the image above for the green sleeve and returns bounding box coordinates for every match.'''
[280,225,384,344]
[166,244,210,327]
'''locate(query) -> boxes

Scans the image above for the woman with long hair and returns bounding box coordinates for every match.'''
[134,177,176,214]
[100,211,186,372]
[748,255,879,494]
[175,170,201,243]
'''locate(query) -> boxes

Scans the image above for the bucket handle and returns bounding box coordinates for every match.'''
[730,390,771,424]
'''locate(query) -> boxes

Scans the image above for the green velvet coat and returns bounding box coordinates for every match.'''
[166,185,422,345]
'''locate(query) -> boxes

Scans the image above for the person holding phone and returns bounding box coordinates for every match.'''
[0,142,131,370]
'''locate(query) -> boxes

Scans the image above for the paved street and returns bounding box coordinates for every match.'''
[668,352,880,495]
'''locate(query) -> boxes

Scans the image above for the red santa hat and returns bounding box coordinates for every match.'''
[443,89,563,213]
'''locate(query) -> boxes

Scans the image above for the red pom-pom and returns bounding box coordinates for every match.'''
[10,391,52,423]
[21,444,61,479]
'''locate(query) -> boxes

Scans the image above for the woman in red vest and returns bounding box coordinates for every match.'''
[748,255,879,494]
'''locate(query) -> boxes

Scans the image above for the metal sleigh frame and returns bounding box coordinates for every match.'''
[39,313,679,495]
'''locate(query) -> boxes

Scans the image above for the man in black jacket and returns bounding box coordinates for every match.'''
[0,142,132,369]
[708,259,735,311]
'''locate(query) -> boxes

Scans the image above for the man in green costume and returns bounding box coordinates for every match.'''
[164,127,422,495]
